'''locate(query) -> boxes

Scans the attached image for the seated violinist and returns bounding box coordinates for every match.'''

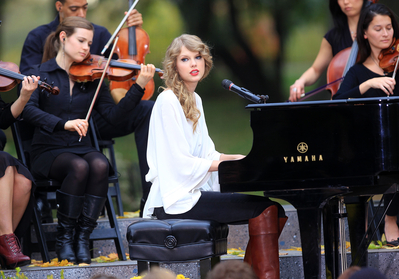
[20,0,153,220]
[332,3,399,246]
[333,3,398,100]
[22,16,155,264]
[0,75,39,269]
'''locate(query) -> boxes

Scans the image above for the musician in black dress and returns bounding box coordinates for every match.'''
[332,3,399,245]
[20,0,152,220]
[0,75,38,269]
[289,0,367,102]
[22,16,155,264]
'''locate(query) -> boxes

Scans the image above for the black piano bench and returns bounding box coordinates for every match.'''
[127,218,229,278]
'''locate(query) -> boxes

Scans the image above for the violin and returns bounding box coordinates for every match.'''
[379,38,399,74]
[68,54,163,83]
[0,61,59,95]
[109,0,154,102]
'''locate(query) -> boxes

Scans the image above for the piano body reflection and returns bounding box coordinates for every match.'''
[219,97,399,279]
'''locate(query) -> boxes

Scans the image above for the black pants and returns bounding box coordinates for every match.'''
[154,191,285,225]
[92,100,154,204]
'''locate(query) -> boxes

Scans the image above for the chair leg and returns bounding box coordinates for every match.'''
[104,191,126,260]
[107,143,124,217]
[32,196,51,263]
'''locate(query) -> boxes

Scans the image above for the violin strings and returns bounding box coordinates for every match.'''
[0,68,25,81]
[0,68,44,86]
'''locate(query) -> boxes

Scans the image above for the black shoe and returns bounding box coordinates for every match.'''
[386,239,399,247]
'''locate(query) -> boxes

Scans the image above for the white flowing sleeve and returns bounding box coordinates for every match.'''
[143,90,221,217]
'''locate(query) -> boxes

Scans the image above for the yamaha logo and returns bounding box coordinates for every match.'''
[283,142,323,163]
[297,142,308,153]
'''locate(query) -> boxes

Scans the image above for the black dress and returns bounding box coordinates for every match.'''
[0,99,34,182]
[333,63,399,99]
[23,58,145,179]
[0,97,35,239]
[324,21,353,57]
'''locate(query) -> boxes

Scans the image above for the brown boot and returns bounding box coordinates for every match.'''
[0,233,30,269]
[245,214,288,267]
[244,205,283,279]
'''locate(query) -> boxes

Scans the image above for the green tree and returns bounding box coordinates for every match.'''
[170,0,328,102]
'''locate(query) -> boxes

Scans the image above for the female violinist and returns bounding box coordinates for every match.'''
[333,3,398,99]
[289,0,367,102]
[332,3,399,245]
[0,73,39,269]
[22,16,155,264]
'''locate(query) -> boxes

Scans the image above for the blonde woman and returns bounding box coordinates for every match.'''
[143,34,287,279]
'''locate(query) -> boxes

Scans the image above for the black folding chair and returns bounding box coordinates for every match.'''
[11,119,126,263]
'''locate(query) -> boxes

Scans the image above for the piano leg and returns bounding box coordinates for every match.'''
[345,196,370,267]
[296,206,323,279]
[323,198,340,279]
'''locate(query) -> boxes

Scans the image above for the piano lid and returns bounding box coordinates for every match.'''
[246,96,399,109]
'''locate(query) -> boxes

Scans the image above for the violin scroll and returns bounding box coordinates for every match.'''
[39,79,60,95]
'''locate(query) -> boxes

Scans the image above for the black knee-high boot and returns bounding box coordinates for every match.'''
[75,194,106,264]
[55,190,84,263]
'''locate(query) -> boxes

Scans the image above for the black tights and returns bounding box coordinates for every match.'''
[48,152,109,197]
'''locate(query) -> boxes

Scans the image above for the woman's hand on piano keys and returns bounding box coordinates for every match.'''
[220,154,245,161]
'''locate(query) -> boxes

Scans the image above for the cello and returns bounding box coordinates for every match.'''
[325,0,379,97]
[296,0,378,101]
[108,0,154,103]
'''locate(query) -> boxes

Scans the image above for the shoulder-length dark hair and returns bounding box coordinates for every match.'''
[329,0,367,42]
[42,16,94,63]
[356,3,399,64]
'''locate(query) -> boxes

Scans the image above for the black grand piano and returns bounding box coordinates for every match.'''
[219,96,399,279]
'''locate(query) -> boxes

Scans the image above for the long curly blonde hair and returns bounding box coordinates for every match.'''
[162,34,213,132]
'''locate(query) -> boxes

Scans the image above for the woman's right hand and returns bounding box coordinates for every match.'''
[361,77,396,96]
[64,119,88,138]
[289,80,305,102]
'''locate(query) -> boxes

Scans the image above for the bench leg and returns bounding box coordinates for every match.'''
[199,256,221,279]
[138,261,160,275]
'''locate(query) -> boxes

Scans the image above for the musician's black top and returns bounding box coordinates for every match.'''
[324,21,353,57]
[333,63,399,99]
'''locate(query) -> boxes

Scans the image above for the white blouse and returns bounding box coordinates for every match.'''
[143,89,221,218]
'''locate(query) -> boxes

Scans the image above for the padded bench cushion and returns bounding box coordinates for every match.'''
[127,218,229,262]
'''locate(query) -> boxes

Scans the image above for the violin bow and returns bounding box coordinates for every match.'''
[101,0,140,55]
[79,36,120,142]
[392,56,399,80]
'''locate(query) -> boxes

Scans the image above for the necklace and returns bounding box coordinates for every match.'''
[371,55,381,68]
[370,55,386,75]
